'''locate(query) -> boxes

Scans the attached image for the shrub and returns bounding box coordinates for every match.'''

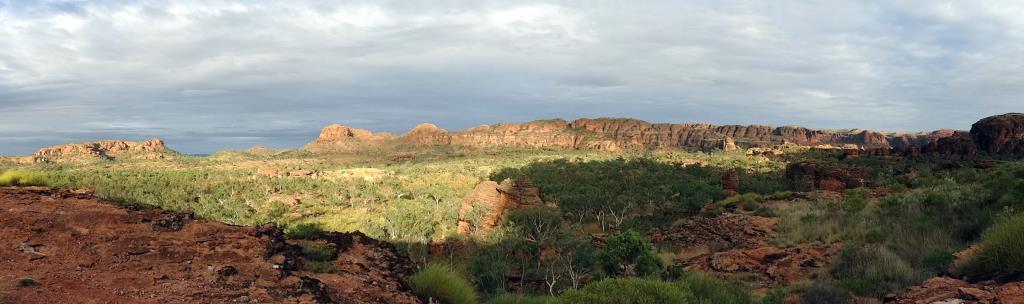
[832,246,920,296]
[285,223,325,239]
[801,284,848,304]
[961,214,1024,281]
[676,272,755,304]
[559,278,694,304]
[597,230,664,277]
[0,170,49,187]
[487,293,557,304]
[303,260,336,273]
[301,243,334,261]
[409,263,478,304]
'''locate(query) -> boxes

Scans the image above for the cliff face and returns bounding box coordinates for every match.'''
[307,114,1024,157]
[309,118,934,152]
[32,138,172,162]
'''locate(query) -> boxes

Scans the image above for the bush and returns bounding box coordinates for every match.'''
[0,170,49,187]
[301,243,334,261]
[962,214,1024,281]
[832,246,920,296]
[409,263,478,304]
[285,223,325,239]
[487,293,557,304]
[802,284,848,304]
[559,278,694,304]
[676,272,755,304]
[597,230,664,277]
[303,260,336,273]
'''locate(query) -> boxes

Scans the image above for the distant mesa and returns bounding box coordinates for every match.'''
[31,138,174,163]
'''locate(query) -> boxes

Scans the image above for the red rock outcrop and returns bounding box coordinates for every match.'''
[306,124,394,152]
[683,243,839,287]
[32,138,172,162]
[456,178,544,235]
[401,123,451,146]
[0,187,420,304]
[785,161,871,191]
[893,277,1024,304]
[971,113,1024,156]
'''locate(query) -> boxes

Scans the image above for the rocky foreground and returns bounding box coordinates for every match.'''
[0,187,420,304]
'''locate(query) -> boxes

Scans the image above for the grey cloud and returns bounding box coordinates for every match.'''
[1,0,1023,154]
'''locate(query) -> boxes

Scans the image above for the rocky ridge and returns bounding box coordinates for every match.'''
[307,114,1024,156]
[31,138,173,162]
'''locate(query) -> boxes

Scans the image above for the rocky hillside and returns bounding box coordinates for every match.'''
[306,113,1024,157]
[0,187,420,304]
[30,138,175,162]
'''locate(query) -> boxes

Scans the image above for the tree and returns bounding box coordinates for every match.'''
[597,230,664,277]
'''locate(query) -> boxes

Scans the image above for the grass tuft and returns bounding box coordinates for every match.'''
[961,213,1024,281]
[408,263,478,304]
[0,170,49,187]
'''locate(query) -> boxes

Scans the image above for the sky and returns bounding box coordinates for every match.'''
[1,1,1022,154]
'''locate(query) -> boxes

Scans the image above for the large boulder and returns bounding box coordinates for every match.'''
[971,113,1024,156]
[785,161,871,192]
[456,177,544,235]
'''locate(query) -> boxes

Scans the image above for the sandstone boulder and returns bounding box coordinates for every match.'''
[971,113,1024,156]
[456,177,544,235]
[894,277,1024,304]
[785,161,871,192]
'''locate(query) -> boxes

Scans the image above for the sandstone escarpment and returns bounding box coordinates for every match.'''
[306,114,1024,157]
[32,138,173,162]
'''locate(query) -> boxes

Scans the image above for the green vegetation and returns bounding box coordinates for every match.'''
[597,230,663,277]
[0,170,48,186]
[558,278,694,304]
[962,213,1024,281]
[9,141,1024,301]
[287,223,326,239]
[492,158,727,230]
[677,272,755,304]
[409,263,478,304]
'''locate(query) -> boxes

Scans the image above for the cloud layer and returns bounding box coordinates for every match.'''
[2,0,1022,154]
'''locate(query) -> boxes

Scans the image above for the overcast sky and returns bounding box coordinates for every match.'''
[1,1,1022,154]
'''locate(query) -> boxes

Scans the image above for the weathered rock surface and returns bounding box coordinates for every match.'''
[786,161,871,191]
[401,123,451,146]
[0,187,420,304]
[683,243,839,287]
[648,213,777,252]
[971,113,1024,156]
[456,178,544,235]
[893,277,1024,304]
[32,138,172,162]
